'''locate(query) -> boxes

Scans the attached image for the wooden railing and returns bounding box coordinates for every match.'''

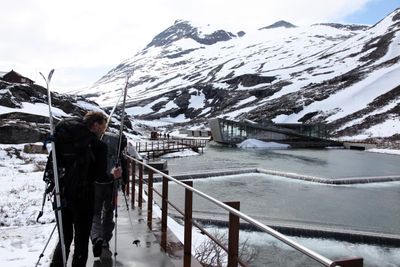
[124,155,363,267]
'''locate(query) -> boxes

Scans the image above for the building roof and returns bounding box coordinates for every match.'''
[0,70,34,83]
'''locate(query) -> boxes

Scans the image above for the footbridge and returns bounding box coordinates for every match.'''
[135,139,208,159]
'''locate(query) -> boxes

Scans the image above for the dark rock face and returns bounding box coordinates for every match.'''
[393,8,400,21]
[224,74,277,87]
[313,23,368,31]
[0,121,48,144]
[166,48,199,59]
[146,20,235,48]
[0,112,49,123]
[0,81,104,144]
[259,20,297,30]
[237,31,246,37]
[332,85,400,137]
[359,32,395,62]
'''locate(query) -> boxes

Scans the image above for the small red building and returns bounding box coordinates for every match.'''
[0,70,34,85]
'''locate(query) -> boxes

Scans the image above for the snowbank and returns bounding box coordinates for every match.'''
[0,144,55,267]
[367,148,400,156]
[237,139,290,149]
[160,149,199,159]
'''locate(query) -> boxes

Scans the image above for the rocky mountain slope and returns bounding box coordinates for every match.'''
[0,79,138,144]
[0,81,105,143]
[85,9,400,144]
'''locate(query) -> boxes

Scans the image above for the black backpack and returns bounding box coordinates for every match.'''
[102,132,119,175]
[102,132,128,183]
[43,117,95,203]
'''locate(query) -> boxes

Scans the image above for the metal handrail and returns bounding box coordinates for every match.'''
[127,155,360,267]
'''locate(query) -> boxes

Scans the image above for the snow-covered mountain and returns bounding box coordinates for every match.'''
[86,10,399,143]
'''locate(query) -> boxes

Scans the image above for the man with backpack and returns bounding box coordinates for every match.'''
[49,111,122,267]
[91,132,128,257]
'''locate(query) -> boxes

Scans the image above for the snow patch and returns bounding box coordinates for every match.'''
[237,139,290,149]
[160,149,200,159]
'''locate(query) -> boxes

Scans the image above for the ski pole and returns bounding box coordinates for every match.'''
[116,73,131,158]
[35,224,57,267]
[36,184,47,222]
[101,71,133,140]
[40,69,67,267]
[113,179,119,267]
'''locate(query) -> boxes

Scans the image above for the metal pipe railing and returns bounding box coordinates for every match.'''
[153,179,250,266]
[127,155,362,267]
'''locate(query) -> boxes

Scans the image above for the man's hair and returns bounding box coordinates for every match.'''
[83,111,107,127]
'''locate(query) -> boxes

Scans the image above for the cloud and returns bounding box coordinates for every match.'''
[0,0,375,92]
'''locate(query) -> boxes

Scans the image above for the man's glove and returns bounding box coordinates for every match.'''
[111,166,122,179]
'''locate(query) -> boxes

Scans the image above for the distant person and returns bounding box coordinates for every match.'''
[91,132,128,257]
[48,111,122,267]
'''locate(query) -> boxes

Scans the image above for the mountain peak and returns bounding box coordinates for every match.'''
[258,20,297,30]
[146,20,235,48]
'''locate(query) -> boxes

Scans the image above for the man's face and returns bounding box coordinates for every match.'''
[91,121,107,138]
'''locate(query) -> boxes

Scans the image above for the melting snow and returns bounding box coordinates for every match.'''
[237,138,290,149]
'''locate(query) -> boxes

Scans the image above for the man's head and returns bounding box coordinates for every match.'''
[83,111,107,138]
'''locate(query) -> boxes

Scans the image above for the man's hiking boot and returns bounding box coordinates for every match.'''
[93,238,103,257]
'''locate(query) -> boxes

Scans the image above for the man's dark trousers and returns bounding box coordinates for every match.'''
[50,197,94,267]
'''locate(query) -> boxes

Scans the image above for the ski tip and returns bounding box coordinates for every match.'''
[48,69,55,82]
[126,71,134,81]
[39,72,46,82]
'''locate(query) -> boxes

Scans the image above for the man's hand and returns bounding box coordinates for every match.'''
[111,167,122,179]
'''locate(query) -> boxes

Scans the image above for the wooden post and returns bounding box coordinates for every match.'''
[138,159,143,209]
[147,170,153,229]
[183,181,193,267]
[126,160,130,196]
[333,258,363,267]
[131,160,136,208]
[226,202,240,267]
[161,171,169,251]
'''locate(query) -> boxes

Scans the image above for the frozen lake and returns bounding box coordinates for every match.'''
[157,145,400,266]
[166,144,400,178]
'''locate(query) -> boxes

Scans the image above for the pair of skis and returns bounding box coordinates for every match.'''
[40,69,68,267]
[39,70,133,267]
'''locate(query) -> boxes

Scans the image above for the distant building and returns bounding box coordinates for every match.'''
[0,70,34,85]
[209,118,343,148]
[179,129,211,137]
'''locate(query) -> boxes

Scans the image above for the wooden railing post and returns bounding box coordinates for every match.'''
[126,160,130,196]
[138,159,143,209]
[225,202,240,267]
[333,258,363,267]
[147,170,153,229]
[161,170,169,251]
[183,181,193,267]
[131,160,136,208]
